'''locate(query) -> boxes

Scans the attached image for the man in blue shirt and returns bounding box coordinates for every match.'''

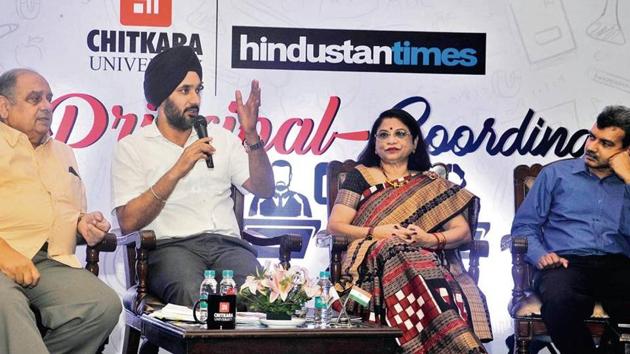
[511,105,630,353]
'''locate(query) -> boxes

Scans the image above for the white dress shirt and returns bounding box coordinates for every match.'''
[111,122,249,239]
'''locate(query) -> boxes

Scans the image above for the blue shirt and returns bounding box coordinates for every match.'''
[511,158,630,264]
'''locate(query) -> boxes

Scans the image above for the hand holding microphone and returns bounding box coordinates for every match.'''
[193,115,214,168]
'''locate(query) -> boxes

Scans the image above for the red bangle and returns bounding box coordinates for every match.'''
[431,233,441,250]
[437,232,446,250]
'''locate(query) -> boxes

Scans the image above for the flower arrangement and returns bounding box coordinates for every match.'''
[239,263,320,319]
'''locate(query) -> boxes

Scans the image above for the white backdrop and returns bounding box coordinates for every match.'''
[2,1,630,352]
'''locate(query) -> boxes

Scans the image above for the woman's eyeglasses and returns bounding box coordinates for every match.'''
[375,130,411,140]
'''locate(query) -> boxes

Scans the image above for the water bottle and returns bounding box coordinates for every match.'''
[314,271,332,327]
[198,270,217,322]
[219,269,237,295]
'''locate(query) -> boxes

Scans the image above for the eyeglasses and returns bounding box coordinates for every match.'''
[375,130,411,140]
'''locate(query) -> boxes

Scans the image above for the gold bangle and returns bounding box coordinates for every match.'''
[150,186,167,204]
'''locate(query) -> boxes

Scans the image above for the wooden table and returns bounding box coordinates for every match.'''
[141,314,402,354]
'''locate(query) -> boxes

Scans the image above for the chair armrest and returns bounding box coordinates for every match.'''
[330,235,349,283]
[313,230,349,283]
[116,230,157,250]
[466,239,489,285]
[242,229,302,269]
[76,233,117,276]
[469,239,489,258]
[510,235,529,313]
[114,230,156,314]
[76,232,117,251]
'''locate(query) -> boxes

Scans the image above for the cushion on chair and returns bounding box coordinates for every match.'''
[510,292,608,318]
[123,286,165,315]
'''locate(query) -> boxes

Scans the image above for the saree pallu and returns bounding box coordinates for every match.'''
[335,166,492,354]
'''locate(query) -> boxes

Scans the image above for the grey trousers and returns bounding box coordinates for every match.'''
[148,233,260,306]
[0,249,122,354]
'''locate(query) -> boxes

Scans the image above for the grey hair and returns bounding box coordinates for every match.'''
[0,68,39,102]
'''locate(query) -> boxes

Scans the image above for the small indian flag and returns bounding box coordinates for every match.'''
[328,286,343,312]
[348,286,372,307]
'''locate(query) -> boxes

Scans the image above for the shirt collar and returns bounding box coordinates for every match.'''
[0,122,51,148]
[141,121,164,138]
[572,156,623,184]
[142,120,197,146]
[571,157,589,175]
[0,122,21,147]
[142,119,198,141]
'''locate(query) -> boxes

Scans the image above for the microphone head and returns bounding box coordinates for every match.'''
[193,115,209,139]
[193,115,208,128]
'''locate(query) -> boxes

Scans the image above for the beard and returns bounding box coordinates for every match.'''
[584,150,610,170]
[275,181,289,192]
[163,99,198,131]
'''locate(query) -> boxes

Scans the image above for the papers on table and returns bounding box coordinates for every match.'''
[236,312,266,325]
[150,303,196,322]
[149,305,267,325]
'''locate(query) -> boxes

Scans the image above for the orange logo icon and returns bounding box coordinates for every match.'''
[219,302,230,313]
[120,0,172,27]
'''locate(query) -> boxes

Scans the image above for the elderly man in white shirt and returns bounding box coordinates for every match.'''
[111,46,273,308]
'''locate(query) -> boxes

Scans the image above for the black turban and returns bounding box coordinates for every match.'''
[143,46,202,109]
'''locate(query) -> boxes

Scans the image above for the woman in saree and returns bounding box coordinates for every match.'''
[327,109,491,354]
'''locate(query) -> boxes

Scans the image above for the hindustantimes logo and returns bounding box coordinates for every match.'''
[232,26,486,75]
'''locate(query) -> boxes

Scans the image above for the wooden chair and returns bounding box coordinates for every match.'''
[118,186,303,354]
[77,234,118,276]
[508,163,610,353]
[322,159,489,286]
[33,234,118,352]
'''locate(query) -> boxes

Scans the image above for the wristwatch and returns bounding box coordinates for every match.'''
[243,138,265,153]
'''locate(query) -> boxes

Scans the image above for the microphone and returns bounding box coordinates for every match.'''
[193,115,214,168]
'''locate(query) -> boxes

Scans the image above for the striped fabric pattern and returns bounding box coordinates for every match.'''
[333,165,491,353]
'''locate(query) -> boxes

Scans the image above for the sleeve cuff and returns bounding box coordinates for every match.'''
[526,245,547,265]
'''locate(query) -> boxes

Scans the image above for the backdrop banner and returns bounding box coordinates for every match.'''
[2,1,628,352]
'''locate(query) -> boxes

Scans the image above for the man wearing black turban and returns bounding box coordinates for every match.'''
[111,46,274,323]
[143,45,202,111]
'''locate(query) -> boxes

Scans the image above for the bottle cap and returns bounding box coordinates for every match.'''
[222,269,234,278]
[319,271,330,279]
[204,270,215,278]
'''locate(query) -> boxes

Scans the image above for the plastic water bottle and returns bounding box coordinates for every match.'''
[199,270,217,322]
[314,271,332,327]
[219,269,237,295]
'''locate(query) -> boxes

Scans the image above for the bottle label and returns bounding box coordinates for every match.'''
[200,294,208,309]
[314,296,326,309]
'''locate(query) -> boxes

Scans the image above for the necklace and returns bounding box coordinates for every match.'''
[380,166,409,188]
